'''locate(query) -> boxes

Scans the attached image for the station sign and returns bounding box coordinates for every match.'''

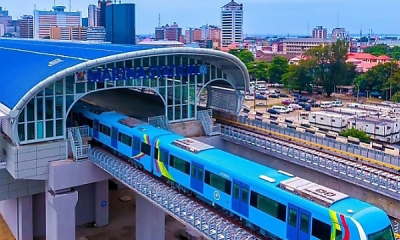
[75,64,208,83]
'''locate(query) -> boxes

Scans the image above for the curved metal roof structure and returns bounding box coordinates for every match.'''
[0,38,250,118]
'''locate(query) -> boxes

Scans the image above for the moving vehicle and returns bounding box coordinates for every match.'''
[70,102,396,240]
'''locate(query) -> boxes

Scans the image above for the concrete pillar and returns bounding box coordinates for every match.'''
[46,189,78,240]
[136,194,165,240]
[95,180,109,227]
[17,196,33,240]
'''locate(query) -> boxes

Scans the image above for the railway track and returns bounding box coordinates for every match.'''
[216,119,400,239]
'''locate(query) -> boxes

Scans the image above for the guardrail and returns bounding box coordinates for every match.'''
[89,147,260,240]
[235,116,400,169]
[220,125,400,202]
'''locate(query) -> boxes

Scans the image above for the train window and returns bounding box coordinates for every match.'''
[204,171,231,195]
[335,228,342,240]
[300,213,309,233]
[250,191,286,222]
[311,218,331,240]
[288,208,297,227]
[241,188,249,203]
[169,155,190,174]
[118,133,132,146]
[191,165,196,177]
[100,124,111,136]
[154,148,159,160]
[233,183,239,199]
[141,142,151,156]
[197,167,203,181]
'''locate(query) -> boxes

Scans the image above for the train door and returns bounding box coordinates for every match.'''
[232,180,249,218]
[111,127,118,148]
[190,162,204,193]
[132,136,141,157]
[93,119,99,139]
[286,203,311,240]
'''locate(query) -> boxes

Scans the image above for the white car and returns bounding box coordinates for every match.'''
[245,95,254,100]
[286,106,293,112]
[332,101,343,107]
[289,103,302,110]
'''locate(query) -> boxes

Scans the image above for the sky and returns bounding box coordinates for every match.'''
[2,0,400,35]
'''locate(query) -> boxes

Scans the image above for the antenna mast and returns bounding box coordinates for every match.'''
[158,13,161,28]
[69,0,71,11]
[53,0,56,7]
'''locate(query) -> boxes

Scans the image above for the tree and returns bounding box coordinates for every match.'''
[391,92,400,103]
[364,61,400,99]
[345,63,359,85]
[268,56,289,83]
[363,44,390,56]
[281,61,314,93]
[228,49,254,65]
[246,61,269,80]
[303,39,350,97]
[339,128,371,143]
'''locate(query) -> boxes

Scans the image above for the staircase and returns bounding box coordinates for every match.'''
[197,109,221,136]
[148,115,172,131]
[67,126,90,161]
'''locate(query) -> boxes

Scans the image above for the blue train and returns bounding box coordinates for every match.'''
[70,102,395,240]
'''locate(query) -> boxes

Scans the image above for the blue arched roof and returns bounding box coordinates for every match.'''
[0,38,164,109]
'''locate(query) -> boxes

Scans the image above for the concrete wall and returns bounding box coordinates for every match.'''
[0,198,18,238]
[3,138,67,180]
[197,136,400,219]
[0,168,44,201]
[171,121,205,137]
[75,183,95,226]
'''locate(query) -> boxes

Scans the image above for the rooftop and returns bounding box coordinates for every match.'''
[0,38,163,109]
[283,38,338,43]
[138,40,183,46]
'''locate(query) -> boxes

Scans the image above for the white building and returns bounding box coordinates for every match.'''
[308,111,352,132]
[33,6,81,39]
[348,117,400,143]
[221,0,243,47]
[88,4,98,27]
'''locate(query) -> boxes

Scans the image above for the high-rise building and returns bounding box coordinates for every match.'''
[185,28,202,43]
[0,7,8,17]
[88,4,98,27]
[331,27,348,39]
[19,15,34,38]
[33,6,81,39]
[87,26,106,41]
[221,0,243,47]
[312,26,328,39]
[97,0,112,27]
[155,22,182,42]
[106,3,136,44]
[82,18,88,27]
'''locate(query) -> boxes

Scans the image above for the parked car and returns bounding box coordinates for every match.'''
[332,100,343,107]
[310,102,320,107]
[255,94,267,100]
[274,89,281,94]
[304,105,311,111]
[298,97,310,102]
[282,99,293,105]
[298,102,309,108]
[279,93,288,98]
[289,103,302,110]
[256,102,266,107]
[267,108,280,115]
[245,95,254,100]
[269,94,280,98]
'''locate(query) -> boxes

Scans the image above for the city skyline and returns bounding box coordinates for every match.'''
[2,0,400,35]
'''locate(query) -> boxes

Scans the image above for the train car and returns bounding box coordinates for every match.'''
[155,136,395,240]
[72,103,395,240]
[71,102,178,175]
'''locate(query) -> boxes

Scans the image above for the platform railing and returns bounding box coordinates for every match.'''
[89,147,259,240]
[198,110,220,136]
[67,126,90,161]
[221,126,400,201]
[148,115,172,131]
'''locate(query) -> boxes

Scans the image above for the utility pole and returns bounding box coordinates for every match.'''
[390,61,393,101]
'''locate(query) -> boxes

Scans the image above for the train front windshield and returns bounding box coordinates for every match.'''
[368,225,395,240]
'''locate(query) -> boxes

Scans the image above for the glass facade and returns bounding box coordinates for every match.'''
[105,4,136,44]
[15,55,228,145]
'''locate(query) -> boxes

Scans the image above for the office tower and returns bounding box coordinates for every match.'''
[155,22,182,41]
[106,3,136,44]
[33,6,81,39]
[312,26,328,39]
[97,0,112,27]
[82,18,88,27]
[0,7,8,17]
[221,0,243,47]
[19,15,34,38]
[88,4,98,27]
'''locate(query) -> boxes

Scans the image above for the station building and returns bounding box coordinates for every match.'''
[0,38,249,239]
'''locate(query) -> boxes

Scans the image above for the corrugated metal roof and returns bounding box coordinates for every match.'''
[0,38,164,109]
